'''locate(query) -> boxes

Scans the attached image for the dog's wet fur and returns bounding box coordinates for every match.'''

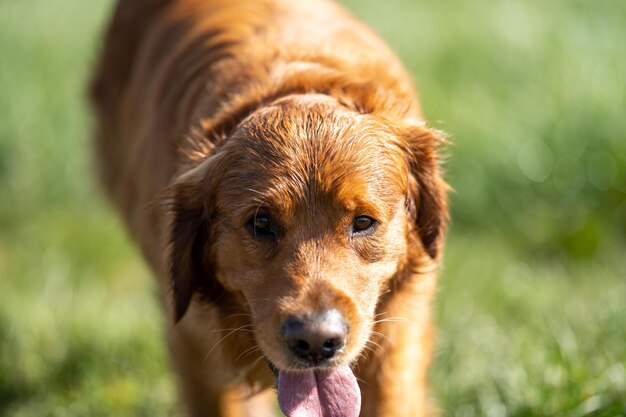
[91,0,448,415]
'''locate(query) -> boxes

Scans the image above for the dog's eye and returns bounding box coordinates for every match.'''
[246,214,276,239]
[253,216,271,232]
[352,216,376,233]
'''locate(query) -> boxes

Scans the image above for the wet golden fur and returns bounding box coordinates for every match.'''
[90,0,448,416]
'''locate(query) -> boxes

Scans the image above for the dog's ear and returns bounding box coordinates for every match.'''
[168,163,222,322]
[400,123,450,260]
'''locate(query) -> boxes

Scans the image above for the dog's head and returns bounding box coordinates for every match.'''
[168,93,447,374]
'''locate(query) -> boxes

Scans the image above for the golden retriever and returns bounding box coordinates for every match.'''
[90,0,448,416]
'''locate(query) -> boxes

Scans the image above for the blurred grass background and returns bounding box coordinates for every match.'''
[0,0,624,416]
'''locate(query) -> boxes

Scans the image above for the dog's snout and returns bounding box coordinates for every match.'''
[282,310,348,363]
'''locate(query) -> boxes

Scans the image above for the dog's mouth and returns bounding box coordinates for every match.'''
[267,360,279,378]
[266,360,361,417]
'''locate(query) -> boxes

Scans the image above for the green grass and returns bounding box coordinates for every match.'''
[0,0,625,416]
[433,236,626,417]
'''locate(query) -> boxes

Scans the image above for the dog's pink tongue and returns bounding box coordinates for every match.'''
[277,366,361,417]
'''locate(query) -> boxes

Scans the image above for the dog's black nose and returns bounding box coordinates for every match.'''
[282,310,348,363]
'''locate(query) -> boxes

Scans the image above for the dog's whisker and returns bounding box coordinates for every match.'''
[236,345,263,362]
[356,377,370,387]
[202,325,255,363]
[358,346,373,363]
[241,348,264,360]
[208,325,255,333]
[362,347,383,363]
[365,338,385,354]
[371,317,413,325]
[248,353,267,370]
[366,339,384,350]
[222,313,254,320]
[370,331,389,341]
[208,324,254,333]
[210,329,256,334]
[373,311,389,318]
[354,348,382,376]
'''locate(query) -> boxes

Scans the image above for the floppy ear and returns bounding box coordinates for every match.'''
[401,123,450,260]
[168,165,223,322]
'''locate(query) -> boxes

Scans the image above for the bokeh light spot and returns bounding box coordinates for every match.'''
[517,139,554,182]
[587,150,617,191]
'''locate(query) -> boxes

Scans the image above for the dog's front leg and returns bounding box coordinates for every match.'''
[167,322,226,416]
[167,312,276,417]
[357,273,437,417]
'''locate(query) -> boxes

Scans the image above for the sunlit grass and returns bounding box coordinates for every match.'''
[432,234,626,416]
[0,205,179,416]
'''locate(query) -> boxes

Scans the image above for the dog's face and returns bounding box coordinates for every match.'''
[169,94,446,371]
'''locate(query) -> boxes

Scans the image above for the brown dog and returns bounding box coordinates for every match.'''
[90,0,448,416]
